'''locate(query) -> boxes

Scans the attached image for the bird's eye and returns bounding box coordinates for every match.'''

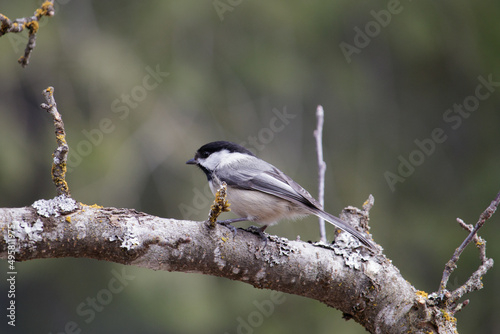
[200,151,209,159]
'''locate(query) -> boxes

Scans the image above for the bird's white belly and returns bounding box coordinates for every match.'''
[225,188,308,226]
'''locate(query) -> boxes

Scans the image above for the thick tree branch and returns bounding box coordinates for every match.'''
[2,193,497,333]
[1,201,422,333]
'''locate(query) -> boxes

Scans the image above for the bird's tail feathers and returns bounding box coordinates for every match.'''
[313,209,375,249]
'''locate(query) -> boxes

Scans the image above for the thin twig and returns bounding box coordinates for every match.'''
[313,105,327,243]
[0,1,55,67]
[207,182,230,228]
[40,87,71,197]
[438,191,499,296]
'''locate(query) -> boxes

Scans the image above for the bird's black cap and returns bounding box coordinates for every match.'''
[186,141,255,165]
[198,141,254,157]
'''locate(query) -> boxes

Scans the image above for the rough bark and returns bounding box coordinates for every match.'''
[0,197,457,333]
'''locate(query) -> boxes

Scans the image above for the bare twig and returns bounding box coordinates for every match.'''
[313,105,327,242]
[360,194,375,233]
[437,190,499,302]
[0,1,55,67]
[40,87,70,197]
[207,182,230,228]
[448,218,493,311]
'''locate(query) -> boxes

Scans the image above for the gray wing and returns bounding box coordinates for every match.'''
[215,157,321,210]
[216,157,375,249]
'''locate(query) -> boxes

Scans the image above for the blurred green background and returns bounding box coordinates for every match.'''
[1,1,499,333]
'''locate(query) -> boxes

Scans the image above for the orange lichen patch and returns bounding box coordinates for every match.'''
[440,310,457,324]
[416,290,428,298]
[25,20,39,33]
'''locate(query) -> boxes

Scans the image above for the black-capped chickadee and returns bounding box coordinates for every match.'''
[187,141,374,249]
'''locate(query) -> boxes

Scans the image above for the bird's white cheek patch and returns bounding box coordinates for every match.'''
[216,152,252,168]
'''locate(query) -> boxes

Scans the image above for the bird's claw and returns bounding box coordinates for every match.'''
[217,220,238,237]
[246,225,268,247]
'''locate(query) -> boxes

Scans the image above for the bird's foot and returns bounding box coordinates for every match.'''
[247,225,268,247]
[216,218,248,237]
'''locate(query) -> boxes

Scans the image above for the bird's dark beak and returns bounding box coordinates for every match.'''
[186,158,197,165]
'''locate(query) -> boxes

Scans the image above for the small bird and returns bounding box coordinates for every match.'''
[187,141,375,249]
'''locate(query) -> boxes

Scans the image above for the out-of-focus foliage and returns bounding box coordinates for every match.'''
[0,1,499,333]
